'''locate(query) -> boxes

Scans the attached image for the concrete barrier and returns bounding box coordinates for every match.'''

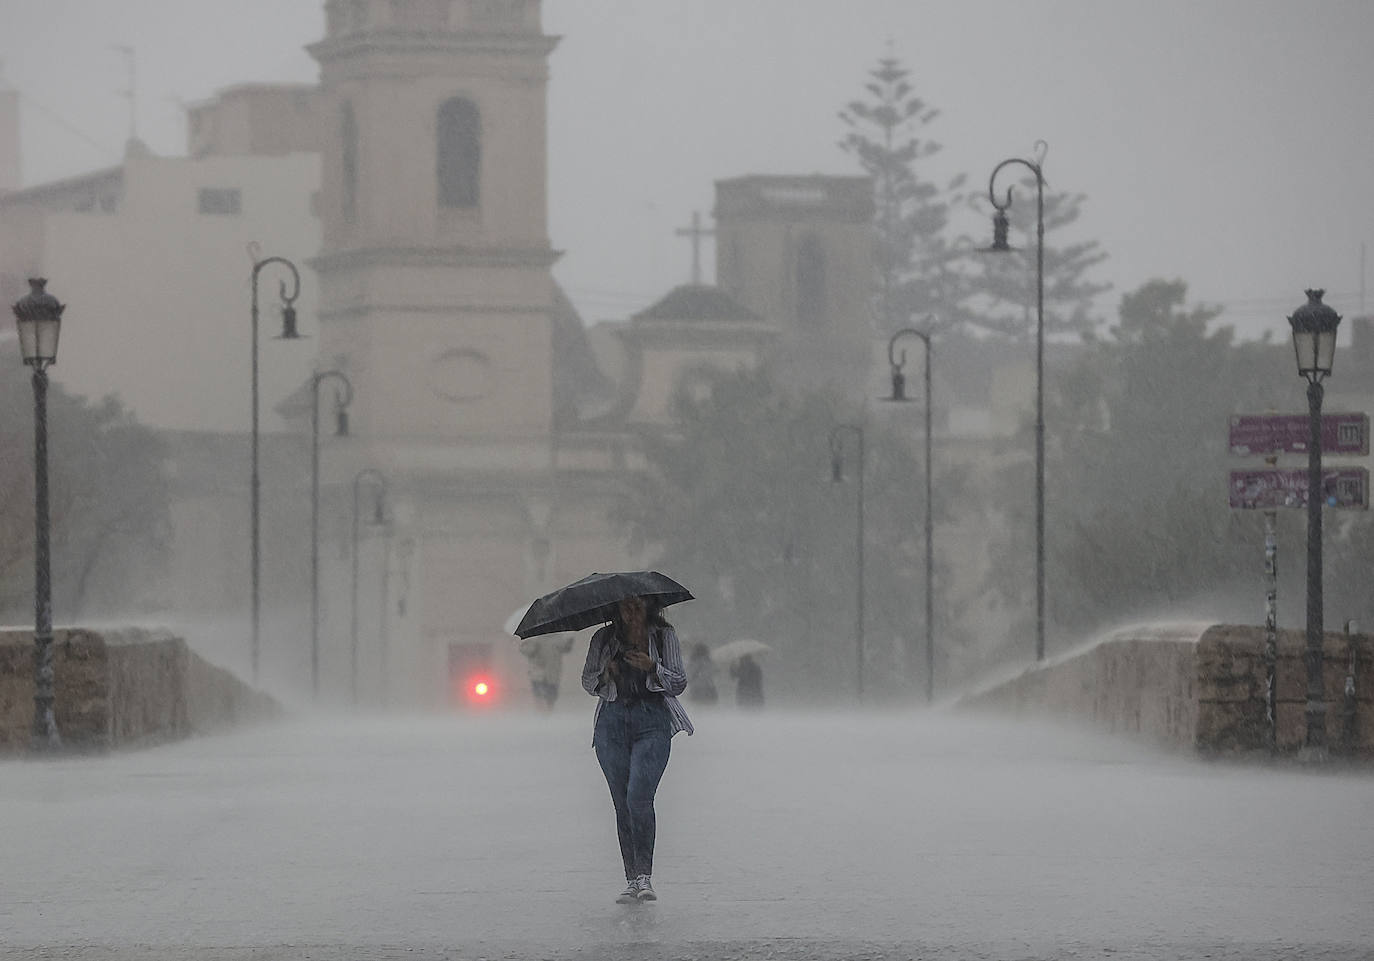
[959,622,1374,756]
[0,626,279,755]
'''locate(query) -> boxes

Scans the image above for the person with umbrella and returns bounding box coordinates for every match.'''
[581,593,693,903]
[515,572,694,904]
[732,653,764,709]
[517,632,574,712]
[712,639,770,709]
[686,642,718,705]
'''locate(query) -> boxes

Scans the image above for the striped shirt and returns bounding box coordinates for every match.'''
[581,623,694,743]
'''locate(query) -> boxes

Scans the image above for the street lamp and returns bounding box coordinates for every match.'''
[249,247,302,684]
[309,369,353,698]
[351,468,387,707]
[983,142,1047,662]
[886,324,935,703]
[12,278,64,751]
[377,520,395,706]
[829,424,865,700]
[1288,288,1341,756]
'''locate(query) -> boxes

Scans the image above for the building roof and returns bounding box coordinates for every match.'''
[551,282,619,426]
[632,284,760,323]
[0,163,124,211]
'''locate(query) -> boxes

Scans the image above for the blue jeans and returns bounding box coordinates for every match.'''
[594,697,672,880]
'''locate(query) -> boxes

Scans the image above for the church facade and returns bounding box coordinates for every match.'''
[288,0,881,707]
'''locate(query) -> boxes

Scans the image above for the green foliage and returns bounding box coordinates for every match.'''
[838,54,967,333]
[0,344,172,620]
[616,363,944,700]
[981,278,1298,644]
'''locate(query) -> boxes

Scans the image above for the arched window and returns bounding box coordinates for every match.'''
[340,102,358,224]
[796,234,826,330]
[437,97,481,209]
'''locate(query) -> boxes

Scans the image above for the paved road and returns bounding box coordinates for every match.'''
[1,706,1371,960]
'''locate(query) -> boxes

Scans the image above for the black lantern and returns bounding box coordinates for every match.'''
[889,364,908,402]
[984,208,1012,252]
[12,278,64,368]
[278,302,301,340]
[1288,288,1341,382]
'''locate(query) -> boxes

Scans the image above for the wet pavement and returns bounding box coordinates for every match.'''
[1,706,1371,960]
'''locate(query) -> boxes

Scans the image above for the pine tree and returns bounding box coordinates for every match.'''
[838,53,966,335]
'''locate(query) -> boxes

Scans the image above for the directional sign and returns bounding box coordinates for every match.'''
[1229,467,1370,510]
[1228,413,1369,456]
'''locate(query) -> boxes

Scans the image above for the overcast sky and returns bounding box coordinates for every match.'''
[3,0,1373,340]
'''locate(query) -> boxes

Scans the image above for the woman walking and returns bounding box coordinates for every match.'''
[582,595,693,903]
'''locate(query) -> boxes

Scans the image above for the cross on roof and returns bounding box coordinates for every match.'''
[674,211,715,286]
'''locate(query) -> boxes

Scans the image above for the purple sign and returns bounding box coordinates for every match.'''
[1228,413,1369,456]
[1229,468,1370,510]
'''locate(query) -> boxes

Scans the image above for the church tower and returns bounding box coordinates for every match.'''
[307,0,562,706]
[713,175,874,391]
[309,0,559,443]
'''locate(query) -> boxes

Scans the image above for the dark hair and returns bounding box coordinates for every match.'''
[609,596,671,639]
[647,599,670,629]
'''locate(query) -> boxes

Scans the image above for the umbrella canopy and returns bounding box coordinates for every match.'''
[513,571,694,638]
[710,638,773,665]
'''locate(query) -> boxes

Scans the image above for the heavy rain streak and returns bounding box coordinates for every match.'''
[1,2,1372,959]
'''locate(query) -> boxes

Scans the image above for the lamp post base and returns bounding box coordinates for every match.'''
[30,638,60,751]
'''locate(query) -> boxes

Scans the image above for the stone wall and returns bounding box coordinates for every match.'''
[958,622,1374,756]
[0,626,278,755]
[1197,624,1374,754]
[957,623,1204,749]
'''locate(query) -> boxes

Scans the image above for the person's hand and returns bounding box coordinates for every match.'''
[622,651,653,671]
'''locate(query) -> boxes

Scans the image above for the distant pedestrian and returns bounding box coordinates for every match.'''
[732,653,764,709]
[686,642,718,705]
[582,595,693,904]
[519,632,574,711]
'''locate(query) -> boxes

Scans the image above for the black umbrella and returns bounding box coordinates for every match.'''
[513,571,693,638]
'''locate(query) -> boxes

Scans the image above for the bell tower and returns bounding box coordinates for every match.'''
[309,0,559,443]
[306,0,562,707]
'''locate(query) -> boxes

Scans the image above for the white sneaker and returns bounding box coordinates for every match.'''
[634,875,656,901]
[615,880,639,904]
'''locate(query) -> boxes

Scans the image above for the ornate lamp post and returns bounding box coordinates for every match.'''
[248,246,301,683]
[887,324,935,702]
[310,370,353,698]
[12,278,64,750]
[350,468,387,707]
[1288,288,1341,756]
[982,142,1047,662]
[829,424,865,700]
